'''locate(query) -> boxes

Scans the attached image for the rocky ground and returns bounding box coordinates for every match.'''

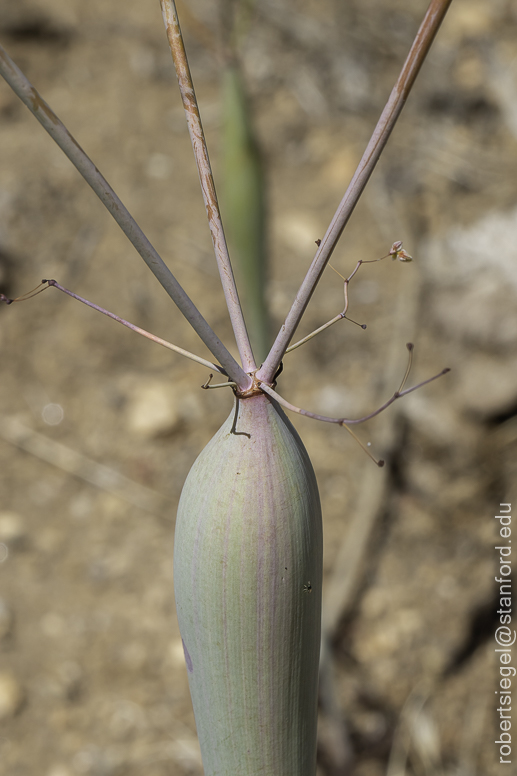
[0,1,516,775]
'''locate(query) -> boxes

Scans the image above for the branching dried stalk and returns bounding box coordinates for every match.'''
[285,241,411,354]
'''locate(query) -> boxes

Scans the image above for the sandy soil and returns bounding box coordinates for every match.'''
[0,1,516,775]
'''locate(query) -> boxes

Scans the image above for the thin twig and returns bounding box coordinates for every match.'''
[0,282,50,304]
[257,0,453,384]
[260,360,449,466]
[284,244,404,354]
[260,366,450,427]
[38,280,226,375]
[0,43,250,390]
[261,381,385,465]
[201,374,236,390]
[285,313,348,354]
[160,0,256,374]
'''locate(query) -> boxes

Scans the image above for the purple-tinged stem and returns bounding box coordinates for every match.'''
[257,0,454,384]
[201,375,236,389]
[259,368,450,427]
[160,0,256,375]
[285,312,349,355]
[0,43,250,390]
[41,280,226,374]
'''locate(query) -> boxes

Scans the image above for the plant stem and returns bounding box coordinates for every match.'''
[285,256,375,354]
[43,281,227,375]
[285,313,347,354]
[259,368,450,427]
[0,43,251,390]
[160,0,256,374]
[257,0,454,384]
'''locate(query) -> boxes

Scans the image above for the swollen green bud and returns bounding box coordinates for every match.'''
[174,393,323,776]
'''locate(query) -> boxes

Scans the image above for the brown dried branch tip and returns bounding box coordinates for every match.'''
[0,281,50,304]
[286,241,411,355]
[243,235,452,458]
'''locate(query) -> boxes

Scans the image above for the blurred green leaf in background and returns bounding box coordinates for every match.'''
[220,32,270,363]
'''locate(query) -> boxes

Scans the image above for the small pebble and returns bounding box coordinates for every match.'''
[40,612,67,638]
[125,380,181,438]
[47,767,72,776]
[0,512,27,549]
[0,672,25,719]
[457,354,517,418]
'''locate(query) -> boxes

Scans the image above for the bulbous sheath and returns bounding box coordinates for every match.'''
[174,392,323,776]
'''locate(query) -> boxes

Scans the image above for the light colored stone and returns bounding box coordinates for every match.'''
[47,767,72,776]
[323,146,359,190]
[146,152,174,180]
[422,206,517,350]
[402,393,479,450]
[40,611,67,638]
[125,379,181,438]
[455,352,517,418]
[0,672,24,720]
[108,698,145,739]
[170,736,203,769]
[277,211,325,253]
[0,512,26,549]
[442,1,501,43]
[124,377,204,438]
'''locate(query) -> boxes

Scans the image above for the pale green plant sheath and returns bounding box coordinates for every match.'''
[174,393,323,776]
